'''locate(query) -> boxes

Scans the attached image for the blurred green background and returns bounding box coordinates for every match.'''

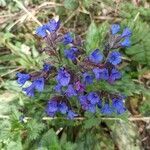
[0,0,150,149]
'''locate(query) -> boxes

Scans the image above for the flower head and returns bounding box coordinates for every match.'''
[101,103,112,115]
[58,102,68,114]
[63,32,73,45]
[65,84,77,97]
[35,24,48,38]
[121,37,131,47]
[109,68,122,82]
[93,68,109,80]
[47,19,60,32]
[83,73,94,85]
[87,92,100,105]
[54,84,62,93]
[112,98,126,114]
[22,77,44,97]
[16,73,30,86]
[43,63,52,72]
[67,110,78,119]
[64,47,78,61]
[111,24,120,35]
[108,51,122,65]
[89,49,103,64]
[23,84,35,97]
[46,100,58,117]
[56,68,71,86]
[121,28,132,38]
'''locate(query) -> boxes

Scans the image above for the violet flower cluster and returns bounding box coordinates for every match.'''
[17,17,132,119]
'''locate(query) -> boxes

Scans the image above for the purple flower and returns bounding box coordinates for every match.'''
[67,110,78,119]
[108,51,121,65]
[112,98,126,114]
[46,100,58,117]
[35,24,48,38]
[79,95,89,110]
[54,84,62,93]
[34,77,45,92]
[64,47,78,61]
[46,19,60,32]
[65,84,77,97]
[89,49,103,64]
[35,18,60,38]
[121,37,131,47]
[109,68,121,83]
[121,28,132,38]
[58,102,68,114]
[43,63,52,72]
[23,77,45,97]
[56,68,71,86]
[88,104,96,113]
[101,103,113,115]
[16,73,30,86]
[93,68,109,80]
[83,73,94,85]
[111,24,120,35]
[87,92,100,105]
[63,32,73,45]
[74,81,85,93]
[23,84,35,97]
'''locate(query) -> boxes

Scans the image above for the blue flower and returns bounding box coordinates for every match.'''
[23,77,45,97]
[46,100,58,117]
[35,18,60,38]
[79,95,88,110]
[87,92,100,105]
[47,19,60,32]
[108,51,122,65]
[67,110,78,119]
[16,73,30,86]
[93,68,109,80]
[23,84,35,97]
[109,68,122,82]
[64,47,78,61]
[35,24,48,38]
[89,49,103,64]
[88,104,96,113]
[34,77,45,92]
[43,63,52,72]
[101,103,113,115]
[121,28,132,38]
[83,73,94,85]
[65,84,77,97]
[111,24,120,35]
[58,102,68,114]
[112,98,126,114]
[121,37,131,47]
[56,68,71,86]
[63,32,73,45]
[54,84,62,93]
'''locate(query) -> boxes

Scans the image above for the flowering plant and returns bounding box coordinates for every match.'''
[17,17,132,120]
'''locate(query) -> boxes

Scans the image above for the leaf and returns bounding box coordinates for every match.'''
[85,21,109,54]
[83,117,100,129]
[64,0,79,10]
[26,120,45,141]
[40,129,61,150]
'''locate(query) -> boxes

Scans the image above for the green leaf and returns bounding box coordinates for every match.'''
[40,129,61,150]
[64,0,79,10]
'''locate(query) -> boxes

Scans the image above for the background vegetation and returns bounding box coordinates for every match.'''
[0,0,150,149]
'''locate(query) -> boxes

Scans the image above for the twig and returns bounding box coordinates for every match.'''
[13,0,42,26]
[0,115,150,122]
